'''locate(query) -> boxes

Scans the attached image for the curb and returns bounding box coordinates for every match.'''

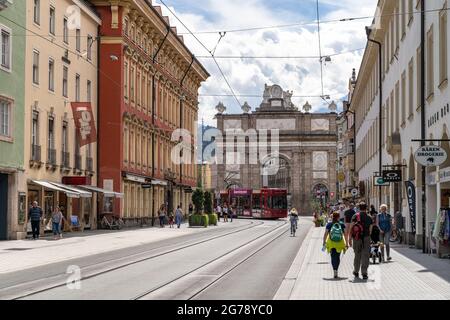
[273,222,315,300]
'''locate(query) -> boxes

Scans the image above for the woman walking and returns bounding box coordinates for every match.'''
[52,206,63,240]
[158,205,166,228]
[175,205,183,228]
[322,211,348,278]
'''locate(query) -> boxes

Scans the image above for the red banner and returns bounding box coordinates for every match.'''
[71,102,97,147]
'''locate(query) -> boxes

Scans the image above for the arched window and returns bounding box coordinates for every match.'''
[261,157,291,190]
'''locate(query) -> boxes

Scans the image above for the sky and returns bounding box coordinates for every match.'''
[152,0,379,126]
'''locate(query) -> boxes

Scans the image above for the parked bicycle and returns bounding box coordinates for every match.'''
[101,215,124,230]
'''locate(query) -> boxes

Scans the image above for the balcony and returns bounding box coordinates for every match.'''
[30,144,42,168]
[46,148,57,170]
[85,157,94,175]
[61,151,70,172]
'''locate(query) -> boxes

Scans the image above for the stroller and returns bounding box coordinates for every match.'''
[370,225,383,264]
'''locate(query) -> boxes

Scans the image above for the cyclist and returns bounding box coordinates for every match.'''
[289,208,299,236]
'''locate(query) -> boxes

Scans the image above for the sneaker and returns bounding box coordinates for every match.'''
[362,274,368,280]
[387,256,392,261]
[353,272,359,278]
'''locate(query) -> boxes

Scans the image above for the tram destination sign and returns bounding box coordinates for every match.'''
[414,146,448,167]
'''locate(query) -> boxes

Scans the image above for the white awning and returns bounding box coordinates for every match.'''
[48,182,92,198]
[78,185,124,198]
[31,180,80,198]
[151,179,168,186]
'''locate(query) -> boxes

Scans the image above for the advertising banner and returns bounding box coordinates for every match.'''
[404,181,416,233]
[71,102,97,147]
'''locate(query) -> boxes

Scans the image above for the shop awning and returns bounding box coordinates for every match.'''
[48,182,92,198]
[30,180,80,198]
[79,185,124,198]
[152,179,168,186]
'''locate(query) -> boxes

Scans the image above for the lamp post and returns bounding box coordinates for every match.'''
[365,26,383,207]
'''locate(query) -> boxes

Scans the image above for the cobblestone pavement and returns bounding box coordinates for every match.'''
[275,222,450,300]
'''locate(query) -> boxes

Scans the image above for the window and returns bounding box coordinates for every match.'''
[49,6,55,35]
[1,27,11,71]
[62,122,68,153]
[75,74,80,102]
[401,71,406,125]
[33,0,40,25]
[390,20,395,61]
[63,18,68,44]
[124,62,128,99]
[32,111,39,146]
[32,50,39,85]
[62,66,68,97]
[123,19,129,36]
[401,0,406,38]
[48,58,54,91]
[439,4,447,85]
[130,66,135,102]
[417,46,422,109]
[137,72,141,106]
[87,35,92,60]
[0,98,11,138]
[76,29,81,52]
[395,6,400,50]
[408,0,414,25]
[87,80,91,102]
[408,58,414,118]
[395,82,400,130]
[426,26,434,98]
[48,117,54,150]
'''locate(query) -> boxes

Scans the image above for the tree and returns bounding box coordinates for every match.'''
[204,191,213,214]
[192,189,204,214]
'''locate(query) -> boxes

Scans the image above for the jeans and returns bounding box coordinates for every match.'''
[159,217,165,227]
[31,220,40,239]
[330,248,341,271]
[380,230,391,259]
[352,236,371,275]
[52,222,60,235]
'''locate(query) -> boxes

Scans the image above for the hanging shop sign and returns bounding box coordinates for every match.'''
[71,102,97,147]
[337,172,346,183]
[382,170,402,182]
[374,175,389,186]
[414,145,447,167]
[404,181,416,234]
[351,188,358,197]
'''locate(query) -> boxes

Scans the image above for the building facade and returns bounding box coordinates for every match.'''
[214,84,338,215]
[0,0,26,240]
[91,0,209,225]
[351,0,450,256]
[23,0,101,237]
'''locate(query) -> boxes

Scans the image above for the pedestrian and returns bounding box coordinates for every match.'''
[216,203,222,221]
[175,205,183,228]
[289,208,299,236]
[323,211,347,278]
[344,202,356,241]
[378,204,393,261]
[338,204,346,222]
[229,206,234,222]
[349,202,373,280]
[223,204,228,222]
[52,206,63,240]
[158,205,166,228]
[370,205,378,217]
[168,211,174,228]
[188,203,194,216]
[29,201,43,240]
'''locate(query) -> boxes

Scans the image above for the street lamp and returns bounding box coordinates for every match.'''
[365,26,383,207]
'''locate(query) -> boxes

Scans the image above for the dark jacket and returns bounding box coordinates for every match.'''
[29,206,43,221]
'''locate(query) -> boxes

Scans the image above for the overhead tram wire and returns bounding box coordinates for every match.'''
[316,0,325,99]
[158,0,242,109]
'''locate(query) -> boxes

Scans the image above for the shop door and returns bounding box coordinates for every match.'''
[0,174,8,240]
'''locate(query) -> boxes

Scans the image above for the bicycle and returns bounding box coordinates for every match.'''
[101,215,124,230]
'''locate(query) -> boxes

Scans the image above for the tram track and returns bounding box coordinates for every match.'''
[3,220,268,300]
[135,221,289,300]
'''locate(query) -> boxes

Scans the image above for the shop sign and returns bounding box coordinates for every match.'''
[125,174,146,183]
[404,181,416,234]
[141,184,152,189]
[382,170,402,182]
[351,188,358,197]
[71,102,97,147]
[414,146,448,167]
[374,175,389,186]
[439,167,450,183]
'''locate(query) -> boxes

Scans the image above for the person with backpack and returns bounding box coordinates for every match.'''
[323,211,347,278]
[344,202,356,241]
[349,202,373,280]
[378,204,393,261]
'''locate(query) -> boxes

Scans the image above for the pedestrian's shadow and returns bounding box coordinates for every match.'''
[322,277,349,281]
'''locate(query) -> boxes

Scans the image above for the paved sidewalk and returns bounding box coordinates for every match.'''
[0,220,244,274]
[275,224,450,300]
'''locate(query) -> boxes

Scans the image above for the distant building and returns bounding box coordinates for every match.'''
[214,84,338,215]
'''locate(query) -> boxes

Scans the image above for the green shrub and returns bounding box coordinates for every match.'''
[204,191,213,214]
[192,189,204,214]
[208,213,218,226]
[189,214,209,228]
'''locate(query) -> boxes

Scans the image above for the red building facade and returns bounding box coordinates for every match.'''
[92,0,209,225]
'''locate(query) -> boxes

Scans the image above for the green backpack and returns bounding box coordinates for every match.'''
[330,223,343,242]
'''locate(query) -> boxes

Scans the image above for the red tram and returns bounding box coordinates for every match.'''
[219,188,288,219]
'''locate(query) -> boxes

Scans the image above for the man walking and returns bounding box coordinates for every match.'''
[175,205,183,228]
[29,201,43,240]
[349,202,373,280]
[344,202,356,241]
[378,204,393,261]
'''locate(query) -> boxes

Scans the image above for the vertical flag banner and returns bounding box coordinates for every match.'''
[71,102,97,147]
[405,181,416,233]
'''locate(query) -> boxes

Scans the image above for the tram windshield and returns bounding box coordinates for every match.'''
[269,195,287,209]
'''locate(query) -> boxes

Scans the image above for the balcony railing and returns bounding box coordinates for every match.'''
[86,157,93,172]
[47,148,56,165]
[31,144,41,162]
[61,151,70,168]
[75,154,82,171]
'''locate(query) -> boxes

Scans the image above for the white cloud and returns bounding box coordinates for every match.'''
[153,0,378,126]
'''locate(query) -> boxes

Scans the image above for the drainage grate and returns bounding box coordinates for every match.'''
[4,248,32,251]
